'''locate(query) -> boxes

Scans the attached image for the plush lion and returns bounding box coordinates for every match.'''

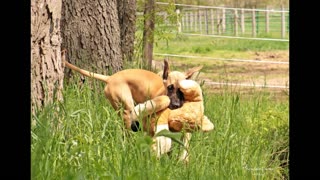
[133,79,214,136]
[131,79,214,157]
[154,79,214,134]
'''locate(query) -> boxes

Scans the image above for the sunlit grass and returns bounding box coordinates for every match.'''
[154,34,289,58]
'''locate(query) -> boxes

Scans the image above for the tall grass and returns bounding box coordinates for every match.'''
[31,80,288,179]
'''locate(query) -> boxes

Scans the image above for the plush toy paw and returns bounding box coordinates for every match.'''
[151,124,172,157]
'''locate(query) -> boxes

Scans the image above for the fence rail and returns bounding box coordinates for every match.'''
[154,53,289,64]
[180,33,289,42]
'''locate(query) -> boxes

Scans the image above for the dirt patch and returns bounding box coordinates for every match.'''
[153,50,289,100]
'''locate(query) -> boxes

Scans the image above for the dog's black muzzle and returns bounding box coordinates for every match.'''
[168,87,185,110]
[131,121,140,132]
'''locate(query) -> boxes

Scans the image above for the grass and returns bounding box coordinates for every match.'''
[154,34,289,58]
[31,77,289,179]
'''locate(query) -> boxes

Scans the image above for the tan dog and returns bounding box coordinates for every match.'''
[62,51,202,133]
[63,52,205,161]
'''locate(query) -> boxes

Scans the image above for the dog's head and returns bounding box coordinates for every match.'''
[161,60,203,110]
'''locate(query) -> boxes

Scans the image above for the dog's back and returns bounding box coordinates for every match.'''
[105,69,166,103]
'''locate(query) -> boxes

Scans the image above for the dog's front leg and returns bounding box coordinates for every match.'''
[179,132,192,163]
[131,96,170,124]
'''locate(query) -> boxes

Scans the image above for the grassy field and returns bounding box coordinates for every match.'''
[31,78,289,179]
[153,34,289,57]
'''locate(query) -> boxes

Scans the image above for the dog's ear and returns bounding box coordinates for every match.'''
[162,59,170,80]
[184,65,203,79]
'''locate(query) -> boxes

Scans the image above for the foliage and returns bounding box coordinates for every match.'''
[134,0,180,66]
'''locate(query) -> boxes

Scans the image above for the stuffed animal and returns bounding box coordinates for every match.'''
[132,79,214,157]
[154,79,214,133]
[134,79,214,135]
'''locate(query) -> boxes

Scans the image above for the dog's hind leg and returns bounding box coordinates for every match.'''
[104,85,135,130]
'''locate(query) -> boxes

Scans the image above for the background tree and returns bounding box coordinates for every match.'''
[31,0,64,115]
[118,0,137,62]
[61,0,122,75]
[61,0,136,75]
[142,0,155,70]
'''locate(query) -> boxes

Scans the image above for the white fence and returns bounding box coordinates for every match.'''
[156,2,289,41]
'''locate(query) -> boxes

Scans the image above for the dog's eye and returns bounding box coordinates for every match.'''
[167,84,174,92]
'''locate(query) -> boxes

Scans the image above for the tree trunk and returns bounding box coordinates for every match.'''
[118,0,136,62]
[31,0,64,114]
[61,0,123,75]
[142,0,155,70]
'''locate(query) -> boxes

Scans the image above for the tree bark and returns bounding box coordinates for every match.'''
[142,0,155,70]
[118,0,136,62]
[31,0,64,114]
[61,0,123,75]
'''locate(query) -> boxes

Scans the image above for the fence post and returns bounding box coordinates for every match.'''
[256,10,259,35]
[182,13,185,32]
[195,10,198,32]
[217,10,221,34]
[222,7,226,33]
[183,12,186,32]
[211,9,214,34]
[193,11,196,32]
[205,9,208,34]
[241,8,245,34]
[190,11,193,32]
[234,9,238,36]
[265,7,269,34]
[199,10,202,33]
[281,6,286,38]
[252,10,256,37]
[287,13,289,35]
[176,9,181,33]
[187,12,190,32]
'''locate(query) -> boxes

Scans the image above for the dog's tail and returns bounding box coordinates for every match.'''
[61,50,110,83]
[64,60,110,83]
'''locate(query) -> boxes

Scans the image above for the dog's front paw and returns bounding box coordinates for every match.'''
[131,121,140,132]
